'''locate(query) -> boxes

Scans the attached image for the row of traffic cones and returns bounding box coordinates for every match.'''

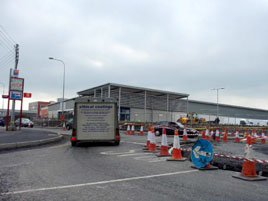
[126,124,144,136]
[144,125,186,160]
[201,127,267,144]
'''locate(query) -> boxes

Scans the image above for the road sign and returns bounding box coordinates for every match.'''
[13,69,19,77]
[10,77,23,91]
[10,91,23,100]
[191,139,213,168]
[23,92,32,98]
[61,114,65,120]
[2,95,9,99]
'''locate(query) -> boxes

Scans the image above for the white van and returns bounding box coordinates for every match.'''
[70,97,120,146]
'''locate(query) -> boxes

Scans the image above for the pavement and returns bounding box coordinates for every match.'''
[0,127,64,151]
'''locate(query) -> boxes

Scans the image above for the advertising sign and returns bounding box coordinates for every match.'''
[23,92,32,98]
[10,91,23,100]
[10,77,23,91]
[191,139,213,168]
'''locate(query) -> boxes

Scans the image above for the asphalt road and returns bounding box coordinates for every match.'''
[0,127,58,144]
[0,133,267,201]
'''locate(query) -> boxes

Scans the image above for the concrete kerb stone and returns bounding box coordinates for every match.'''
[0,135,63,151]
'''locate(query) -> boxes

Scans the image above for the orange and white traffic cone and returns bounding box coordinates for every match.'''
[233,135,267,181]
[157,125,170,157]
[139,125,144,136]
[251,130,257,143]
[126,124,130,135]
[210,129,214,141]
[149,126,157,152]
[144,127,152,150]
[215,128,220,141]
[205,126,209,140]
[201,130,206,139]
[183,125,188,141]
[223,128,228,142]
[167,128,186,161]
[261,130,266,144]
[235,129,240,143]
[131,125,135,135]
[62,122,66,131]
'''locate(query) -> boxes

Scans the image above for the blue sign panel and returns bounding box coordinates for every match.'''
[10,91,22,100]
[191,139,213,168]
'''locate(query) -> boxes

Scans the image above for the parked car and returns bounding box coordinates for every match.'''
[15,118,34,128]
[66,118,73,130]
[154,121,199,138]
[0,118,5,127]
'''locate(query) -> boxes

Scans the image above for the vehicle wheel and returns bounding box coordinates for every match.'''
[71,141,77,147]
[31,125,34,128]
[114,140,120,146]
[155,130,161,136]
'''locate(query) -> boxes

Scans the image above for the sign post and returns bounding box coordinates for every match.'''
[6,72,24,131]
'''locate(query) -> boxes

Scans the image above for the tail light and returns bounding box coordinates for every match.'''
[71,128,76,141]
[116,128,120,140]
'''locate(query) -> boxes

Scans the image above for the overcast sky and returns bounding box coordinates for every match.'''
[0,0,268,110]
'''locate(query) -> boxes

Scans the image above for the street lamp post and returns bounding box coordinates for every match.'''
[49,57,65,119]
[212,88,224,117]
[0,82,5,117]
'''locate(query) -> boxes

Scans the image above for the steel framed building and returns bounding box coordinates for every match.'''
[47,83,268,124]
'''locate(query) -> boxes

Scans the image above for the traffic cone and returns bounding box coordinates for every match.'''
[157,125,170,157]
[205,126,209,140]
[62,122,66,131]
[145,127,152,150]
[215,128,220,141]
[210,129,214,141]
[28,123,31,128]
[201,130,206,139]
[149,126,157,152]
[251,130,257,143]
[139,125,144,136]
[233,135,267,181]
[261,130,266,144]
[223,128,228,142]
[131,125,135,135]
[183,125,188,141]
[126,124,130,135]
[167,128,186,161]
[235,129,240,143]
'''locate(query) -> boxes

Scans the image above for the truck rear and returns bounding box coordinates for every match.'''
[71,97,120,146]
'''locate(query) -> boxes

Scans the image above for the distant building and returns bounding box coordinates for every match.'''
[28,101,52,118]
[46,83,268,124]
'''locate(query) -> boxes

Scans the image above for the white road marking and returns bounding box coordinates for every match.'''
[117,153,153,157]
[100,150,137,155]
[148,158,168,163]
[1,170,198,195]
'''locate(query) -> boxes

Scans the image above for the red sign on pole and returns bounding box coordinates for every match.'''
[61,114,65,120]
[2,95,9,99]
[23,93,32,98]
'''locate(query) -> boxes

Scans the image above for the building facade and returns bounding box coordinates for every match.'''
[47,83,268,125]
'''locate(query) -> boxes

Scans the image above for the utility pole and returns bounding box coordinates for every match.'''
[10,44,19,130]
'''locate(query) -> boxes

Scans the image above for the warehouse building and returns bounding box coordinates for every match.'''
[47,83,268,125]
